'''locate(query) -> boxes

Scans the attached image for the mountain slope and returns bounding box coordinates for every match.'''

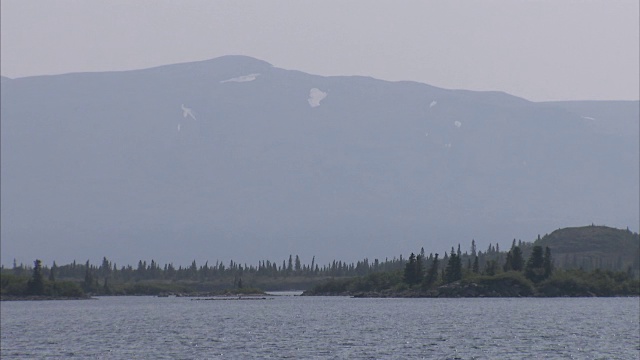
[1,56,638,266]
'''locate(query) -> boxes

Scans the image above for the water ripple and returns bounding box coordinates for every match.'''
[1,297,638,359]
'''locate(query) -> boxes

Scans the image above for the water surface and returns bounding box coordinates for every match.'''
[1,296,638,359]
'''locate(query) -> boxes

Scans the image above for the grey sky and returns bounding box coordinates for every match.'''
[1,1,638,101]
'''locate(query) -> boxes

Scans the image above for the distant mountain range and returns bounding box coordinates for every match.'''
[2,55,638,266]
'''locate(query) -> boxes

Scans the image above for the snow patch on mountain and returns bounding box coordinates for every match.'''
[308,88,327,107]
[220,73,260,83]
[181,104,196,120]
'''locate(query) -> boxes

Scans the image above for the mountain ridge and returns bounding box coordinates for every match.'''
[1,56,638,266]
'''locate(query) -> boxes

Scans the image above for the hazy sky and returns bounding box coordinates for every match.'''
[1,1,638,101]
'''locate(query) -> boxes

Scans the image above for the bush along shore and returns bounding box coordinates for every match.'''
[303,245,639,298]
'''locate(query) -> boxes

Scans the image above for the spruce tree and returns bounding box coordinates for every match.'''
[287,255,293,273]
[295,255,301,272]
[503,251,513,272]
[83,260,94,292]
[503,246,524,272]
[525,246,545,282]
[27,259,45,295]
[404,253,418,286]
[445,252,462,283]
[49,261,57,282]
[101,257,111,278]
[511,246,524,271]
[415,254,423,284]
[471,239,477,257]
[472,256,479,274]
[543,246,553,279]
[423,253,439,289]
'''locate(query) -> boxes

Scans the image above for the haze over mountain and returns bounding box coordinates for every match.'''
[1,56,638,267]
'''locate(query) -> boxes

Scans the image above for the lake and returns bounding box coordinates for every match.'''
[1,296,638,359]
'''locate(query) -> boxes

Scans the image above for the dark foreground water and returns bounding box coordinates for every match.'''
[1,296,638,359]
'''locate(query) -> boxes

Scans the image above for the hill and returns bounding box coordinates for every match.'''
[535,226,640,272]
[1,55,638,266]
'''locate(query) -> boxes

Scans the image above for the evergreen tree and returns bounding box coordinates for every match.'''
[49,261,57,282]
[137,260,146,278]
[101,257,111,278]
[403,253,419,286]
[445,252,462,283]
[503,250,513,272]
[511,246,524,271]
[27,259,45,295]
[472,256,479,274]
[423,253,439,289]
[543,246,553,278]
[525,246,545,283]
[83,260,95,292]
[415,254,423,284]
[503,246,524,272]
[287,255,293,273]
[295,255,301,272]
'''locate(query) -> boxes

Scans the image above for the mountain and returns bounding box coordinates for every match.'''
[1,55,638,266]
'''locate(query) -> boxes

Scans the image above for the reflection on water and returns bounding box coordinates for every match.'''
[265,290,304,296]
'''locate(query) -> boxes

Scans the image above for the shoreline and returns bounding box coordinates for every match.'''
[1,295,94,301]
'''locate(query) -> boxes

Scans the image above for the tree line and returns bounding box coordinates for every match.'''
[3,235,638,298]
[307,240,639,297]
[2,254,412,297]
[402,244,553,289]
[1,237,538,290]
